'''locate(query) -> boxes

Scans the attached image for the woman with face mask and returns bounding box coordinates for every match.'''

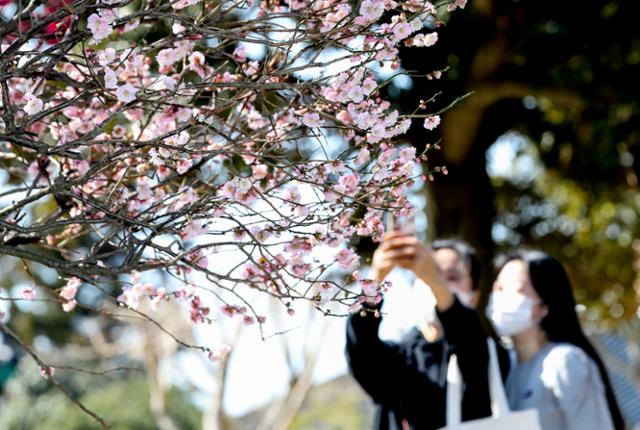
[486,249,624,430]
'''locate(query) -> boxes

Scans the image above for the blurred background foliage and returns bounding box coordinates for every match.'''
[0,356,200,430]
[390,0,640,324]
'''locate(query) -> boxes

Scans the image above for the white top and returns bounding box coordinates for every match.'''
[506,342,615,430]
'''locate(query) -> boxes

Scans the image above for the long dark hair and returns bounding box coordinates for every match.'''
[496,249,625,430]
[432,238,481,290]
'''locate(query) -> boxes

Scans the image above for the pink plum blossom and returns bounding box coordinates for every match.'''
[156,48,179,67]
[97,48,116,66]
[423,115,441,130]
[87,13,113,43]
[116,84,137,103]
[233,46,247,62]
[39,366,56,379]
[302,112,324,127]
[392,22,413,41]
[359,0,384,22]
[336,248,360,270]
[208,344,231,362]
[447,0,468,11]
[181,219,206,240]
[104,68,118,89]
[173,0,202,9]
[336,172,360,195]
[60,277,80,301]
[23,93,43,115]
[62,300,77,312]
[172,22,186,34]
[21,287,36,300]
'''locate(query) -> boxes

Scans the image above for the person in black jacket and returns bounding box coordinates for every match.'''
[346,233,499,430]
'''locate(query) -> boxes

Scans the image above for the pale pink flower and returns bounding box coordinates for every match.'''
[359,0,384,22]
[208,344,231,362]
[173,0,202,9]
[231,177,252,194]
[336,110,352,123]
[368,123,387,143]
[361,78,377,95]
[393,22,413,41]
[336,172,360,194]
[72,160,90,176]
[318,283,335,305]
[424,33,439,47]
[447,0,467,11]
[176,158,193,174]
[156,48,179,67]
[423,115,441,130]
[336,248,360,270]
[39,366,56,379]
[149,288,167,311]
[117,288,140,309]
[399,147,417,163]
[116,84,137,103]
[62,300,77,312]
[233,46,247,63]
[97,48,116,66]
[359,279,379,296]
[302,112,325,128]
[188,52,207,78]
[27,158,59,184]
[189,249,209,269]
[252,164,269,179]
[157,75,177,90]
[171,23,185,35]
[244,61,260,76]
[104,68,118,89]
[87,13,113,43]
[136,177,153,200]
[123,19,140,32]
[282,186,301,203]
[23,93,43,115]
[181,219,206,240]
[60,277,81,301]
[346,85,364,103]
[21,287,36,300]
[410,18,423,32]
[413,32,438,47]
[294,205,309,217]
[356,147,371,165]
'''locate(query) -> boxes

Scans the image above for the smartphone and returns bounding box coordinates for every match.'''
[384,211,415,234]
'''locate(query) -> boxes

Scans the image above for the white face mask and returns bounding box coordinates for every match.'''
[486,291,539,336]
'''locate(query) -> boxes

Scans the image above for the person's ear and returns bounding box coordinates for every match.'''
[540,303,549,319]
[469,289,481,308]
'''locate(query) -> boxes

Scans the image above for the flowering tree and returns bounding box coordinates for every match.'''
[0,0,464,425]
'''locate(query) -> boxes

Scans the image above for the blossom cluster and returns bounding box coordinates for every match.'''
[0,0,462,352]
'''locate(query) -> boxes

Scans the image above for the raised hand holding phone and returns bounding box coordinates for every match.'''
[384,211,415,235]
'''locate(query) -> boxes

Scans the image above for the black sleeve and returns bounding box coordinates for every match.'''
[436,298,491,386]
[345,304,414,404]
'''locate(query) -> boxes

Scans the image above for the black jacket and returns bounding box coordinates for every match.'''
[346,298,509,430]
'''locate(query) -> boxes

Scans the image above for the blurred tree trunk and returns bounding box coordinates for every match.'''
[256,302,331,430]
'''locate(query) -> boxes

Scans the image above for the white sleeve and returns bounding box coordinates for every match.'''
[541,345,615,430]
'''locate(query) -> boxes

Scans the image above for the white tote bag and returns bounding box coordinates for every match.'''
[437,339,541,430]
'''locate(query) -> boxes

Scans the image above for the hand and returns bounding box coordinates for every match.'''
[370,231,417,282]
[411,244,441,287]
[411,244,454,311]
